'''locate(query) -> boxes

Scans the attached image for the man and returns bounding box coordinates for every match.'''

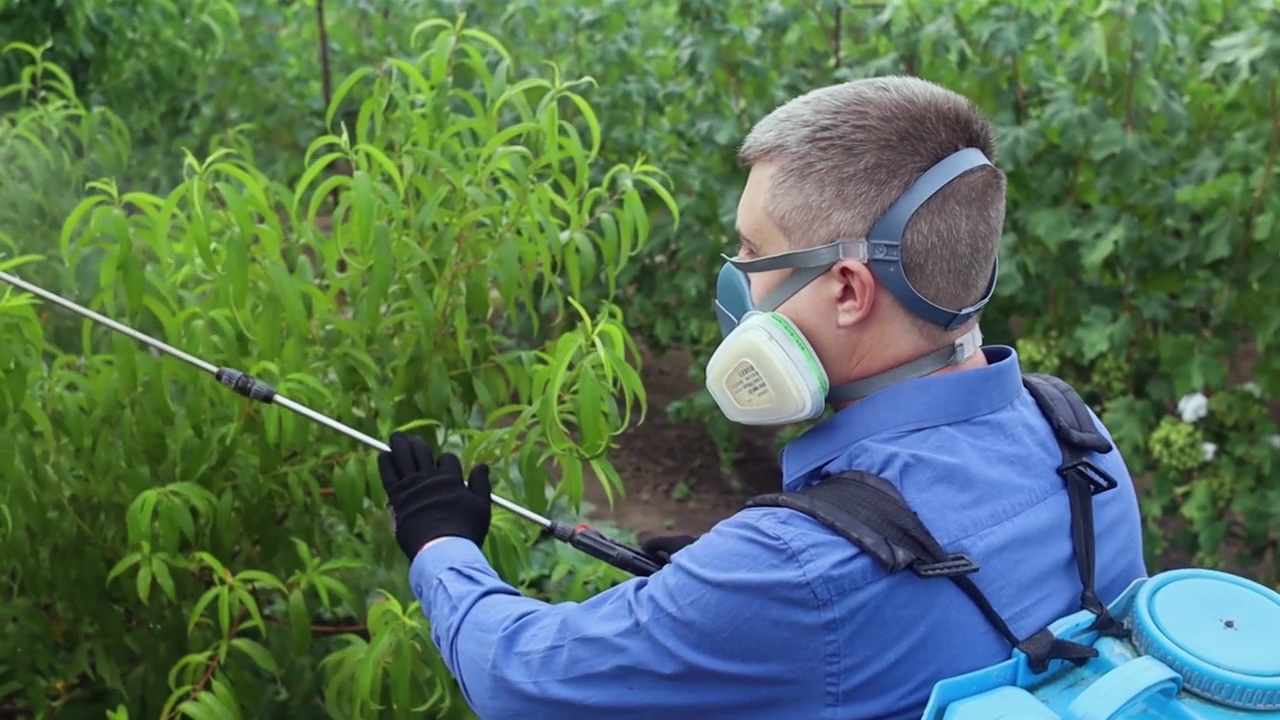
[376,76,1148,719]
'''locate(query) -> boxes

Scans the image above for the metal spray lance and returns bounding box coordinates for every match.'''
[0,270,662,577]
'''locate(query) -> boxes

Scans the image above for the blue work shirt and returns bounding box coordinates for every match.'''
[407,345,1148,719]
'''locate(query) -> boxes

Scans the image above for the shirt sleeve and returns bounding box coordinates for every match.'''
[407,510,833,720]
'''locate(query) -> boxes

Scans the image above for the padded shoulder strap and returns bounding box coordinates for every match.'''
[746,469,1105,673]
[745,471,979,579]
[1022,372,1113,458]
[1020,373,1128,643]
[745,471,1047,660]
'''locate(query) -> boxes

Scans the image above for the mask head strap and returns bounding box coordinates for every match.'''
[867,147,999,331]
[715,242,867,336]
[826,148,996,399]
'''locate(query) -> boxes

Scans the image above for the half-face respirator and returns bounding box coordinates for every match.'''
[705,147,998,426]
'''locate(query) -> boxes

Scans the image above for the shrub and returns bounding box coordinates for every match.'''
[0,16,676,718]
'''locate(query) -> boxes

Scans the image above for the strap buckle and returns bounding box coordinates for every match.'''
[911,553,980,578]
[1059,459,1118,496]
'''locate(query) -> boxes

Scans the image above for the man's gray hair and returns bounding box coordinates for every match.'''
[739,76,1006,338]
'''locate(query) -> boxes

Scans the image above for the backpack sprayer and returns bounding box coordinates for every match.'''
[0,270,663,578]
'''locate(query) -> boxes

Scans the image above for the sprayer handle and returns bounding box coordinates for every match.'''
[550,522,664,577]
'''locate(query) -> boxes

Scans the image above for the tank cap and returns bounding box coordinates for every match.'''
[1130,569,1280,710]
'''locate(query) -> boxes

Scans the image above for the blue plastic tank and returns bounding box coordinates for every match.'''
[921,568,1280,719]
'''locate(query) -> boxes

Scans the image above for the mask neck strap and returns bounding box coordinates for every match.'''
[826,326,984,404]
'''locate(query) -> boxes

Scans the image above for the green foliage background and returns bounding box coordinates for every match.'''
[2,0,1279,717]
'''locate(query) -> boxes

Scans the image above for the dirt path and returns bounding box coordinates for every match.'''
[581,344,782,543]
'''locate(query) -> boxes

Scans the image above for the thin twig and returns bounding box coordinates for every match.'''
[163,606,248,720]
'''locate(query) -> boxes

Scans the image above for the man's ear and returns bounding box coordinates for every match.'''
[832,260,877,329]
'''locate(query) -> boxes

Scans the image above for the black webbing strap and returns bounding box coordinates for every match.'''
[746,472,979,579]
[743,372,1130,675]
[746,473,1024,652]
[746,472,1100,672]
[1022,373,1129,644]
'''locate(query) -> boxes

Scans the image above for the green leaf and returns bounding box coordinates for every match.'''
[334,460,364,531]
[576,369,605,454]
[230,637,279,676]
[151,557,177,602]
[287,590,311,655]
[106,552,143,585]
[136,561,153,606]
[390,637,413,712]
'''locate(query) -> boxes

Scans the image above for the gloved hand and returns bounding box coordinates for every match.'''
[377,431,492,560]
[641,533,698,564]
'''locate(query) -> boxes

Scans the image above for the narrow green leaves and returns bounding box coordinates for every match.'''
[1,9,680,719]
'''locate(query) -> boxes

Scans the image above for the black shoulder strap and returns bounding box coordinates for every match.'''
[746,471,980,579]
[745,470,1035,657]
[1021,373,1128,640]
[744,372,1129,675]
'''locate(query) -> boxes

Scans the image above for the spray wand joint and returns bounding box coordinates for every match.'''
[215,368,278,403]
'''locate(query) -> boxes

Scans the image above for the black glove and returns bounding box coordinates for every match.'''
[641,534,698,564]
[377,431,492,560]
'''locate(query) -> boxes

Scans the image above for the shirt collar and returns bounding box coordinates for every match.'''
[779,345,1024,491]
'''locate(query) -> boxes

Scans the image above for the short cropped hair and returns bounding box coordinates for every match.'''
[738,76,1006,337]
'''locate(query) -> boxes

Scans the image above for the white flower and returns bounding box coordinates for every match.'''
[1243,381,1263,398]
[1268,435,1280,449]
[1177,392,1209,423]
[1202,442,1218,463]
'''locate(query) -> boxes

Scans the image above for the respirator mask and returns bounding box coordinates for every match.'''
[705,147,999,426]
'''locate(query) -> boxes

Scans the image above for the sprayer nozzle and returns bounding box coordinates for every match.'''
[215,368,277,403]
